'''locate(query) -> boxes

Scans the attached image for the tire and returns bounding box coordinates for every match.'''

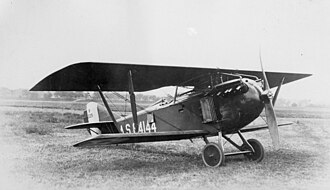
[202,142,225,167]
[244,139,264,162]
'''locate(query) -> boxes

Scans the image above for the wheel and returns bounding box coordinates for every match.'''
[243,139,264,162]
[202,142,225,167]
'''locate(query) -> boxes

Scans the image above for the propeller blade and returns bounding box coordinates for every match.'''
[259,51,270,91]
[272,77,285,106]
[264,102,280,149]
[259,50,280,149]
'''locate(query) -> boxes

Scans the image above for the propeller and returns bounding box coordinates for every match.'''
[259,54,280,150]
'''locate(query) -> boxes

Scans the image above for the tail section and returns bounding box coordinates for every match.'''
[83,102,119,136]
[84,102,102,136]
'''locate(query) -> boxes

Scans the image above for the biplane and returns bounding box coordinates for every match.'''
[31,61,311,167]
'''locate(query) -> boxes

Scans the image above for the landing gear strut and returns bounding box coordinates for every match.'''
[201,130,265,167]
[242,139,264,162]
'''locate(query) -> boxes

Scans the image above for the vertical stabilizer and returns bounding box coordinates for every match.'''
[86,102,101,136]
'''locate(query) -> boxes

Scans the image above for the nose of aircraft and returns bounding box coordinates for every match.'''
[242,79,264,106]
[242,77,280,150]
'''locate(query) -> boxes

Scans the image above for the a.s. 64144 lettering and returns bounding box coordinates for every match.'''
[120,121,156,133]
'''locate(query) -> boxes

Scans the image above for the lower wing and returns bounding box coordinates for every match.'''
[240,122,293,133]
[73,130,209,147]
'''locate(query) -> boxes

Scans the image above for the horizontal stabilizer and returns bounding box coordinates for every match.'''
[73,130,209,147]
[65,121,115,130]
[240,122,293,133]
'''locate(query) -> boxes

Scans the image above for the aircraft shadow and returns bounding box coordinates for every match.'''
[78,145,317,175]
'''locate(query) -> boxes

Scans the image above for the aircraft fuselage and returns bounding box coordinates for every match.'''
[116,78,265,135]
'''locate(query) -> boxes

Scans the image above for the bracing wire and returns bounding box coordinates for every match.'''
[104,93,124,117]
[111,91,146,111]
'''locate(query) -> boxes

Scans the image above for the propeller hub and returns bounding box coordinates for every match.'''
[260,90,273,103]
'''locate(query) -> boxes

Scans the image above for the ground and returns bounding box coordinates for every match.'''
[0,101,330,190]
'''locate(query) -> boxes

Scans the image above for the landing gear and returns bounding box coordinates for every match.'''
[201,131,265,167]
[202,142,225,167]
[242,139,264,162]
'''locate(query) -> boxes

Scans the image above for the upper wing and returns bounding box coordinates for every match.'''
[72,130,209,147]
[30,62,311,92]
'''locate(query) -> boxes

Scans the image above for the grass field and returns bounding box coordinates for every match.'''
[1,101,330,190]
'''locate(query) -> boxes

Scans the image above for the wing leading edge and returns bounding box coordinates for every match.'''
[30,62,311,92]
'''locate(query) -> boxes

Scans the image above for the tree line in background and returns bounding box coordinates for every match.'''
[0,87,324,107]
[0,87,159,103]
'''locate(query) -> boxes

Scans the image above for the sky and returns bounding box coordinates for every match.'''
[1,0,330,104]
